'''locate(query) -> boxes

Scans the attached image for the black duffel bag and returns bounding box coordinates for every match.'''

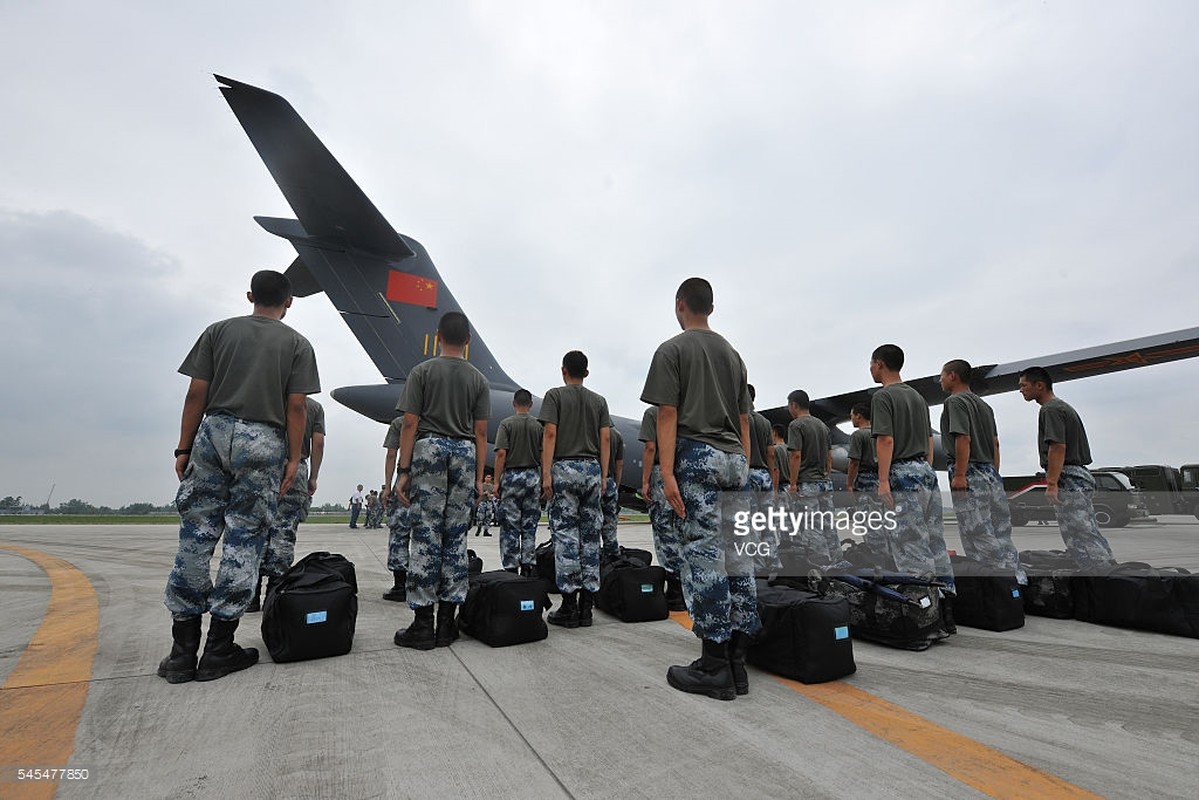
[535,540,558,594]
[749,580,856,684]
[813,570,950,651]
[459,570,551,647]
[596,554,669,622]
[262,551,357,663]
[949,555,1025,632]
[1072,562,1199,638]
[1018,550,1077,619]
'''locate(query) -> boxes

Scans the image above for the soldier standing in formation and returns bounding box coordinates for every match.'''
[1017,366,1116,569]
[493,389,543,576]
[392,312,490,651]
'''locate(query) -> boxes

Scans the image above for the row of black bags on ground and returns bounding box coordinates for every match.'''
[1020,550,1199,637]
[259,545,676,659]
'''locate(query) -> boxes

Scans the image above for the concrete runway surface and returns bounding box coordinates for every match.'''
[1,518,1197,799]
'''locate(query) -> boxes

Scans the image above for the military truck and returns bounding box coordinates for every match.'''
[1093,464,1199,519]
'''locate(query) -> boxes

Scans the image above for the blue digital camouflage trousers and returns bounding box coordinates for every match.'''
[648,465,684,576]
[888,459,954,589]
[746,467,779,575]
[798,480,842,564]
[549,458,603,593]
[948,461,1025,583]
[386,493,411,572]
[498,467,540,570]
[852,472,890,557]
[674,438,760,643]
[407,436,476,607]
[165,414,284,620]
[600,476,622,561]
[1054,465,1116,569]
[260,459,311,577]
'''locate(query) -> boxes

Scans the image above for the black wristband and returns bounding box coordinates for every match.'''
[174,448,192,458]
[398,466,411,474]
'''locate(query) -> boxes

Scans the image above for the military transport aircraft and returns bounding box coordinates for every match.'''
[216,74,1199,504]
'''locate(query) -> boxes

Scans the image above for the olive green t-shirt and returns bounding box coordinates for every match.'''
[940,392,997,465]
[640,329,750,455]
[871,383,931,462]
[1038,397,1092,468]
[179,315,321,429]
[495,412,543,469]
[848,426,876,471]
[303,397,325,458]
[639,406,659,466]
[396,356,490,439]
[608,426,625,479]
[383,416,403,450]
[773,442,791,485]
[787,415,830,482]
[539,384,611,460]
[749,411,772,469]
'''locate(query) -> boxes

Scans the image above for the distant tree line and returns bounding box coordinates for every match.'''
[0,495,176,515]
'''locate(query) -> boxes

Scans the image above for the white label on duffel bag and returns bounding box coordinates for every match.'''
[834,626,849,641]
[520,600,535,611]
[1012,589,1021,599]
[307,610,327,624]
[640,584,654,593]
[919,596,932,609]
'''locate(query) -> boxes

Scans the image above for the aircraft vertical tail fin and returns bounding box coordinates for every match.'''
[217,74,518,389]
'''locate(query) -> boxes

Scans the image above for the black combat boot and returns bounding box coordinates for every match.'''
[435,602,460,647]
[382,570,407,602]
[547,591,580,628]
[577,590,594,628]
[940,593,957,636]
[665,572,687,612]
[156,616,202,684]
[246,570,268,613]
[666,638,736,701]
[728,630,752,696]
[195,617,259,682]
[394,605,436,650]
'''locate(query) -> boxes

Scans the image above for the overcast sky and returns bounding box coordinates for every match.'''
[2,1,1198,508]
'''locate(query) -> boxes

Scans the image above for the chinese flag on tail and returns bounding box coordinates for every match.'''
[386,270,439,307]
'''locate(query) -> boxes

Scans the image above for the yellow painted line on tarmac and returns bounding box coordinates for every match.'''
[0,544,99,800]
[668,610,1100,799]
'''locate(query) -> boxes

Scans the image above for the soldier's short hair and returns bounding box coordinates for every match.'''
[772,424,787,439]
[438,312,471,346]
[943,359,972,384]
[563,350,588,378]
[513,388,533,407]
[871,343,905,371]
[1019,366,1053,390]
[676,277,714,315]
[748,383,756,401]
[851,401,871,420]
[787,389,810,409]
[250,270,291,307]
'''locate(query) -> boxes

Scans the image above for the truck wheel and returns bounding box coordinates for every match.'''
[1093,505,1119,528]
[1009,510,1029,527]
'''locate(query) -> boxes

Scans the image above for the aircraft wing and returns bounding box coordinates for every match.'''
[759,326,1199,428]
